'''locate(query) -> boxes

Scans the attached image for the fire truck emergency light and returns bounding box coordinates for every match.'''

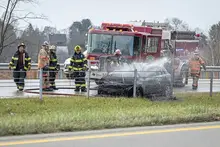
[195,34,200,37]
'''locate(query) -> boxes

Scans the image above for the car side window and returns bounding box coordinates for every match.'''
[148,67,159,76]
[155,67,163,76]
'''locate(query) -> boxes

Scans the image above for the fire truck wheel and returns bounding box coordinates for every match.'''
[176,68,188,87]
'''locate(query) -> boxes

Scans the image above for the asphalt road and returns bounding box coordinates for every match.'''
[0,122,220,147]
[0,79,220,98]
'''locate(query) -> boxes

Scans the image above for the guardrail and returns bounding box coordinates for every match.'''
[0,63,218,71]
[0,61,220,97]
[0,63,65,70]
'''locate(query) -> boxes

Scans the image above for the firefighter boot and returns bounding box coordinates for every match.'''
[50,84,58,90]
[81,87,87,92]
[52,86,58,90]
[18,85,24,91]
[75,86,80,92]
[192,85,198,90]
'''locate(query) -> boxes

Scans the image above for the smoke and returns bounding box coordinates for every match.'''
[118,57,169,72]
[111,57,170,77]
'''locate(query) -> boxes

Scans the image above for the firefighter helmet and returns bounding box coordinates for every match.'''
[194,49,199,55]
[49,45,56,50]
[17,42,26,49]
[43,41,49,46]
[74,45,81,52]
[114,49,121,55]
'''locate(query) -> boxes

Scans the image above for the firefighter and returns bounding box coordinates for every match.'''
[189,50,206,90]
[114,49,122,64]
[9,43,31,91]
[69,45,88,92]
[49,45,59,90]
[111,49,127,66]
[38,41,52,91]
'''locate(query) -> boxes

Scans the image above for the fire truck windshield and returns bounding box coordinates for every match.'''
[112,35,133,56]
[88,33,135,56]
[88,34,112,54]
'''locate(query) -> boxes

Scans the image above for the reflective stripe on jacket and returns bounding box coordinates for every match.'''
[49,52,58,70]
[9,51,31,71]
[69,52,87,71]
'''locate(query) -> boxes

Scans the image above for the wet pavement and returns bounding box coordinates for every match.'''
[0,79,219,98]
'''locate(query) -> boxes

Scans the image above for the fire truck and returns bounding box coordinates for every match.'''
[85,22,165,83]
[161,30,200,87]
[87,23,162,62]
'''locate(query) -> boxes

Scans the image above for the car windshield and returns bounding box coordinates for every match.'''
[112,65,164,78]
[87,33,135,56]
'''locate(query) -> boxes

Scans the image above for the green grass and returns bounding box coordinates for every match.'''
[0,93,220,136]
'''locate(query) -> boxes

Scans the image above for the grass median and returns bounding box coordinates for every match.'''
[0,93,220,136]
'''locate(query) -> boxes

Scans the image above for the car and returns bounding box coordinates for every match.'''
[97,64,173,99]
[90,55,131,85]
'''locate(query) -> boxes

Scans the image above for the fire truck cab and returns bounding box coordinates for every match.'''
[86,23,163,83]
[87,23,162,63]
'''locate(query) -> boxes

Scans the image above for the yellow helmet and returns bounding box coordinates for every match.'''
[74,45,81,52]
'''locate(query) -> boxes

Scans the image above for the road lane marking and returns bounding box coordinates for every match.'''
[1,125,220,146]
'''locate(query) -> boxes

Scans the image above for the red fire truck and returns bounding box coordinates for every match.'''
[160,30,200,87]
[86,23,163,63]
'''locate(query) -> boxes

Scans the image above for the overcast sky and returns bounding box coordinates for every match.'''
[1,0,220,33]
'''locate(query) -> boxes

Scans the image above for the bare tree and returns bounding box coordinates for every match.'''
[209,22,220,65]
[165,17,190,31]
[0,0,47,55]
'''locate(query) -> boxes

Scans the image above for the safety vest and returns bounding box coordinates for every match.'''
[189,57,204,74]
[9,51,31,71]
[69,53,87,71]
[38,48,49,69]
[49,52,58,70]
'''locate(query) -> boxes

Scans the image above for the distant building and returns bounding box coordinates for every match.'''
[49,34,67,46]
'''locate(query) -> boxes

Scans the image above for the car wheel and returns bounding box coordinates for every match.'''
[164,85,172,99]
[136,88,143,98]
[127,87,143,98]
[176,69,187,87]
[97,88,103,95]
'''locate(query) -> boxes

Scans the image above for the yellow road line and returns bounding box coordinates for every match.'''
[1,125,220,146]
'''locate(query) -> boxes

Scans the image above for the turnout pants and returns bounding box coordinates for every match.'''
[49,70,56,88]
[74,70,86,91]
[191,73,200,88]
[42,68,50,89]
[13,69,26,90]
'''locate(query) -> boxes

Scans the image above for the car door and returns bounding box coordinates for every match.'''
[153,68,164,93]
[143,68,161,95]
[159,67,172,88]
